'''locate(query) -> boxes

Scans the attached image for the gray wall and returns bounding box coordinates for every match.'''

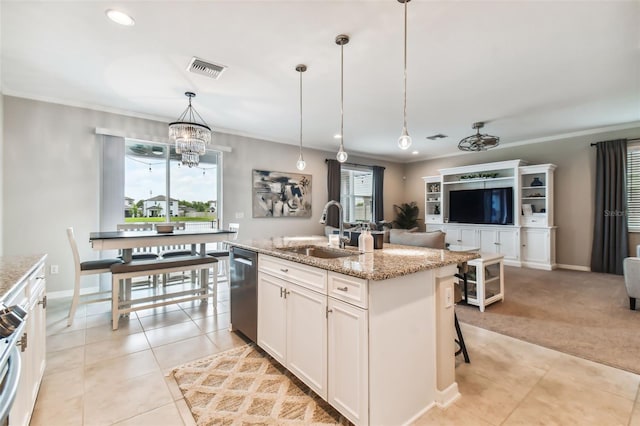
[2,96,404,294]
[404,126,640,268]
[216,131,405,242]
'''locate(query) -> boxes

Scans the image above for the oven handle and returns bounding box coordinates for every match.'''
[0,346,22,423]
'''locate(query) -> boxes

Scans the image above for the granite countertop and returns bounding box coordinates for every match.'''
[0,254,48,302]
[230,236,479,281]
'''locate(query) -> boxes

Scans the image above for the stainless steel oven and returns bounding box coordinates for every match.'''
[0,305,27,425]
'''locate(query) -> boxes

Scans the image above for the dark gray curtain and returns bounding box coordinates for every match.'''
[372,166,385,223]
[591,139,628,274]
[326,159,341,227]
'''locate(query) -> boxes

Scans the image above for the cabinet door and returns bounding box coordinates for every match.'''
[328,298,368,426]
[496,229,519,260]
[459,228,478,247]
[257,273,287,364]
[522,229,549,263]
[31,281,46,398]
[479,229,497,253]
[286,283,327,399]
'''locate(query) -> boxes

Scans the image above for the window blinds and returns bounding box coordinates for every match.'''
[627,143,640,231]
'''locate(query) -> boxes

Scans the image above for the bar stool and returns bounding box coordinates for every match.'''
[454,312,470,363]
[66,227,123,326]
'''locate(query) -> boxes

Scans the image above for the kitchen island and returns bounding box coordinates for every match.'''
[229,236,478,426]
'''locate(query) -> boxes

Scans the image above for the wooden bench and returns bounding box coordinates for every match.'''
[110,255,217,330]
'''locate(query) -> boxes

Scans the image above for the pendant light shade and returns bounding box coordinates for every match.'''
[398,0,412,150]
[458,122,500,152]
[168,92,211,167]
[336,34,350,163]
[295,64,307,171]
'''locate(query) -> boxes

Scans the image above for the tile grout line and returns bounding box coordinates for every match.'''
[498,356,556,425]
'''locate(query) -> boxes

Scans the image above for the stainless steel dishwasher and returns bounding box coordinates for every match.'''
[229,247,257,342]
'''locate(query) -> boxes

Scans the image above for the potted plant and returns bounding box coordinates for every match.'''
[393,202,420,229]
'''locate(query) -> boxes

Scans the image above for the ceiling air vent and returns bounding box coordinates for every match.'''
[187,57,227,80]
[426,133,448,140]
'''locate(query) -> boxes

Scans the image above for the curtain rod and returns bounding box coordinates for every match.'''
[324,159,385,170]
[590,137,640,146]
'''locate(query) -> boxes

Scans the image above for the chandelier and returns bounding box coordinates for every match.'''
[458,122,500,152]
[168,92,211,167]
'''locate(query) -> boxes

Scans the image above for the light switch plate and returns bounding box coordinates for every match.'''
[445,286,453,308]
[50,265,59,274]
[235,212,244,219]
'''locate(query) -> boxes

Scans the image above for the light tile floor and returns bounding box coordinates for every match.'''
[34,282,640,426]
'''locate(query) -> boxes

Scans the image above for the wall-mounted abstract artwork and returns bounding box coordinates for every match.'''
[252,169,312,218]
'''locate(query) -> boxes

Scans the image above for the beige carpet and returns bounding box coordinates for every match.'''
[171,344,351,425]
[456,266,640,374]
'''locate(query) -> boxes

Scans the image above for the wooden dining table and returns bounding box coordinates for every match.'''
[89,228,236,262]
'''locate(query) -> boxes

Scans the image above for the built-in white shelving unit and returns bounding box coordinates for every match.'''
[423,160,557,270]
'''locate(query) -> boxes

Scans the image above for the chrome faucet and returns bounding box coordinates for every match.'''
[319,200,350,248]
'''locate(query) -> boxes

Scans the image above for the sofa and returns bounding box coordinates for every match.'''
[388,228,446,249]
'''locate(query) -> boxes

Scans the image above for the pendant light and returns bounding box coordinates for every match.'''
[336,34,349,163]
[398,0,412,150]
[295,64,307,171]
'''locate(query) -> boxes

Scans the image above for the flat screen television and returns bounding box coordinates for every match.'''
[449,187,514,225]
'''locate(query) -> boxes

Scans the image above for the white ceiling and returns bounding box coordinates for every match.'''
[1,1,639,162]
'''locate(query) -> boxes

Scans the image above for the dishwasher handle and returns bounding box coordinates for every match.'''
[233,257,253,266]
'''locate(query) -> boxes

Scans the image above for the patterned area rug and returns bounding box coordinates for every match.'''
[171,344,351,425]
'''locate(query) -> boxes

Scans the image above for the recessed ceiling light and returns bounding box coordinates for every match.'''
[334,134,342,139]
[105,9,135,26]
[411,150,419,155]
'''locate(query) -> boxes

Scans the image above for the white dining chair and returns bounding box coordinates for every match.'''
[67,227,123,326]
[206,223,240,283]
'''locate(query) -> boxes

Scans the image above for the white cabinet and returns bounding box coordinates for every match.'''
[327,297,368,426]
[7,257,47,426]
[439,224,478,247]
[479,227,519,261]
[521,227,557,270]
[423,160,556,271]
[257,254,452,425]
[257,269,327,398]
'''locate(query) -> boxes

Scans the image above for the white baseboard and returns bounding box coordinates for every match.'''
[520,262,556,271]
[47,286,99,299]
[503,260,522,268]
[435,382,461,408]
[403,402,436,426]
[557,264,591,272]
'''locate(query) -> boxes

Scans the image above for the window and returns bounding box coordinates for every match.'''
[627,143,640,231]
[124,140,221,227]
[340,165,373,223]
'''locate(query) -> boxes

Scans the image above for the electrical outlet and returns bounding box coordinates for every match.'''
[235,212,244,219]
[50,265,59,274]
[445,286,453,308]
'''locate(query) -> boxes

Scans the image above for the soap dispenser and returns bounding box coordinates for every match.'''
[358,228,366,253]
[363,226,374,254]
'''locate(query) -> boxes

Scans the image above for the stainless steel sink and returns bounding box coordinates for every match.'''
[277,245,356,259]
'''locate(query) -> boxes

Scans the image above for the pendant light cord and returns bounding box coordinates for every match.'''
[402,0,408,130]
[340,42,345,150]
[299,69,303,156]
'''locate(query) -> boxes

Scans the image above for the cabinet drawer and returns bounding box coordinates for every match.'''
[328,272,368,309]
[259,255,327,293]
[521,215,546,227]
